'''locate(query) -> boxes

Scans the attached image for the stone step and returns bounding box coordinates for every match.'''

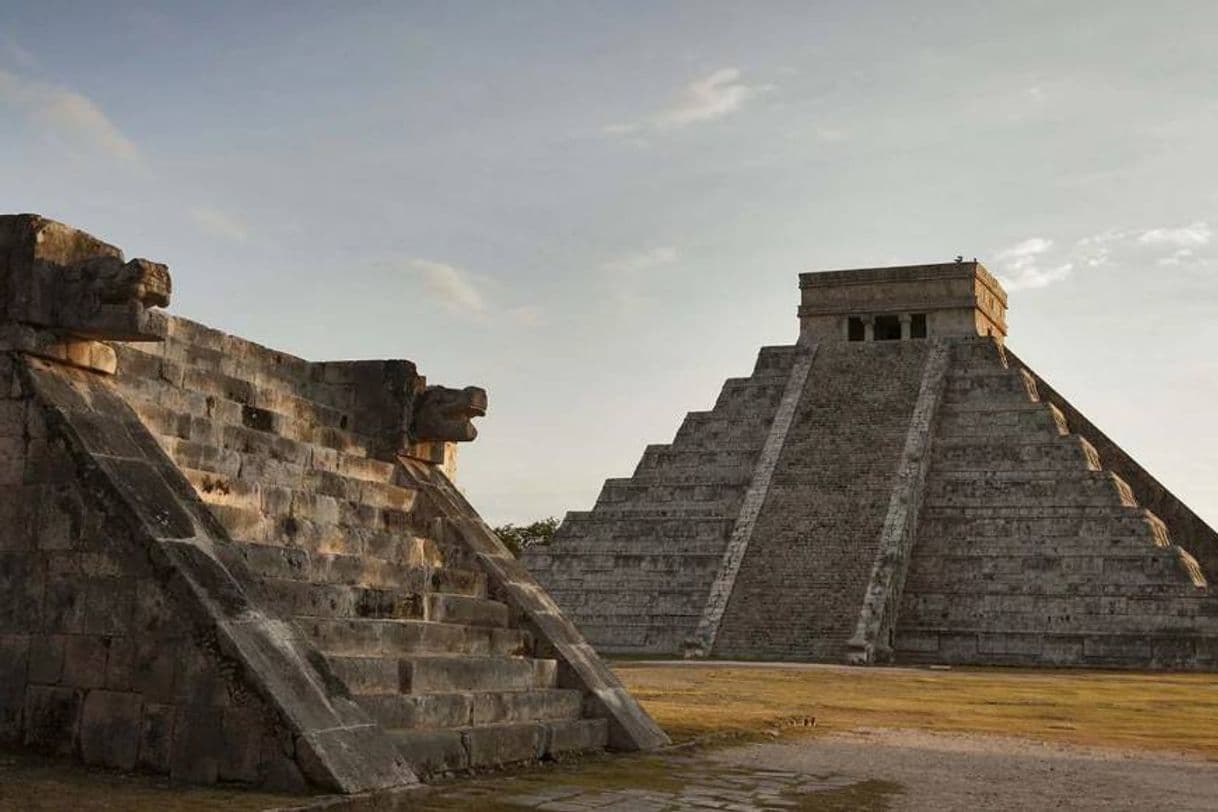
[595,479,747,507]
[943,366,1035,399]
[530,538,729,559]
[427,593,510,628]
[634,445,759,475]
[931,435,1100,472]
[547,589,708,614]
[908,536,1174,558]
[580,504,739,520]
[329,655,556,694]
[936,402,1068,437]
[262,578,426,620]
[923,471,1137,508]
[208,496,423,548]
[625,466,757,487]
[555,513,734,542]
[712,377,789,407]
[355,688,583,729]
[904,554,1202,589]
[672,413,773,446]
[303,619,531,658]
[893,629,1218,667]
[947,339,1008,364]
[230,540,484,596]
[389,718,609,775]
[918,506,1168,541]
[528,550,724,575]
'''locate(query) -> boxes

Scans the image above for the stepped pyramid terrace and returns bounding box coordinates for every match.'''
[0,214,666,793]
[525,261,1218,668]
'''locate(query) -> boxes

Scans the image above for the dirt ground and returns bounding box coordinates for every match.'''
[715,727,1218,811]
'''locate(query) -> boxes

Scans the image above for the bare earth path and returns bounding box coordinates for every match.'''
[713,728,1218,811]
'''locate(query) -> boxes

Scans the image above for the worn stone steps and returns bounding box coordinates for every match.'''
[919,503,1161,527]
[230,540,483,596]
[923,470,1137,508]
[904,557,1202,590]
[533,552,723,575]
[936,402,1068,437]
[634,446,760,475]
[624,466,758,486]
[355,689,584,729]
[261,578,427,620]
[529,538,729,559]
[595,479,750,507]
[930,435,1100,472]
[324,655,555,694]
[556,513,734,537]
[125,376,370,458]
[387,718,609,775]
[909,537,1175,558]
[302,618,531,658]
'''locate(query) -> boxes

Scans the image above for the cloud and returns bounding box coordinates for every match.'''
[600,246,681,311]
[190,206,248,242]
[994,220,1214,290]
[408,259,487,315]
[0,69,138,162]
[1136,222,1212,248]
[657,68,762,129]
[605,68,769,137]
[993,238,1073,291]
[601,246,678,275]
[396,259,543,326]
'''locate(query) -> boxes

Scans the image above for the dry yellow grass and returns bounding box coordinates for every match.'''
[614,662,1218,758]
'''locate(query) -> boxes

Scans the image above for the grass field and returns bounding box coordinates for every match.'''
[614,661,1218,757]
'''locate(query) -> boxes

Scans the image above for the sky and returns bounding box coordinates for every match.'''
[2,1,1217,527]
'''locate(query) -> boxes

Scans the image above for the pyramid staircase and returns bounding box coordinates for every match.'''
[107,320,612,774]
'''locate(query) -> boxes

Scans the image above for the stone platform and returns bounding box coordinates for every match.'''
[0,214,666,793]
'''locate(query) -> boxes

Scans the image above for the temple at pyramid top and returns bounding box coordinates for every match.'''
[798,261,1008,343]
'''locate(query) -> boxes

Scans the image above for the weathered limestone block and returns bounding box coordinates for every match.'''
[0,214,170,343]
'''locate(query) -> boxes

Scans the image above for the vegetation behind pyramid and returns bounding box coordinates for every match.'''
[525,262,1218,667]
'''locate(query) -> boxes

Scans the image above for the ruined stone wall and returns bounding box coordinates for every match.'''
[894,340,1218,668]
[713,340,932,660]
[0,352,304,786]
[526,346,799,654]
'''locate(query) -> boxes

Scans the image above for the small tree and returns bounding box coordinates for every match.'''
[493,517,560,557]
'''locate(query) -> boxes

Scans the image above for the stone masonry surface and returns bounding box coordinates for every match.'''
[0,213,665,794]
[529,263,1218,667]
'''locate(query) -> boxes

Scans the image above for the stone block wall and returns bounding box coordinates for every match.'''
[0,353,304,787]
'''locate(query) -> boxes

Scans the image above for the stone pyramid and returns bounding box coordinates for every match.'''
[0,214,666,793]
[525,262,1218,668]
